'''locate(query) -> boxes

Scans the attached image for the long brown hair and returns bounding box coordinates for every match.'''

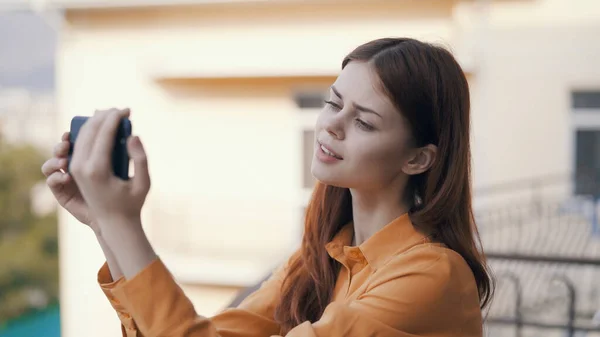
[274,38,494,333]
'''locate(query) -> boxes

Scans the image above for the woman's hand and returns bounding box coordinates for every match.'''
[69,108,151,227]
[69,108,157,279]
[42,131,98,233]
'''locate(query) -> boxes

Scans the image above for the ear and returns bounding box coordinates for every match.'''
[402,144,437,176]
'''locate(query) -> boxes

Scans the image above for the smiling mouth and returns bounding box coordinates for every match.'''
[319,143,343,160]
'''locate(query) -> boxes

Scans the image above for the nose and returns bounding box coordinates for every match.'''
[324,114,345,140]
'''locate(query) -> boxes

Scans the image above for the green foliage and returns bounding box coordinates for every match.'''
[0,135,59,325]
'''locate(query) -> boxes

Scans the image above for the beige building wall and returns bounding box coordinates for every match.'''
[468,0,600,207]
[52,0,600,336]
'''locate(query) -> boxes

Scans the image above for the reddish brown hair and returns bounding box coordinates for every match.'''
[274,38,494,333]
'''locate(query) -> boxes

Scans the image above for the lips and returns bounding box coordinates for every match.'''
[318,142,343,160]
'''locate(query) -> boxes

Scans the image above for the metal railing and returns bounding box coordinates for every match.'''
[477,171,600,336]
[226,172,600,336]
[484,256,600,337]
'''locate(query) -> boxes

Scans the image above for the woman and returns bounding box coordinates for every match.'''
[42,37,493,336]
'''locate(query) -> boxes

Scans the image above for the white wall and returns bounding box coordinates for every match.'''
[55,0,600,336]
[470,0,600,204]
[474,25,600,184]
[57,2,457,336]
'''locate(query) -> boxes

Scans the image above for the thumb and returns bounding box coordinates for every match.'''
[127,136,151,195]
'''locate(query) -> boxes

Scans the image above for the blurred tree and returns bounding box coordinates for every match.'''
[0,132,58,325]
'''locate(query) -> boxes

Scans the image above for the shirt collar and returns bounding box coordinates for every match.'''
[325,213,428,270]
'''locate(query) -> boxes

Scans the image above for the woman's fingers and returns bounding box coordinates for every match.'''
[72,110,108,167]
[61,131,70,142]
[91,108,130,166]
[46,170,70,189]
[128,136,151,196]
[53,141,70,158]
[42,157,68,177]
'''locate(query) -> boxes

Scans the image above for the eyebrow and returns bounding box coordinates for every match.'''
[330,85,383,119]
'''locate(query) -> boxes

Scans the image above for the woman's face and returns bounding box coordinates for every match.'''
[311,61,415,190]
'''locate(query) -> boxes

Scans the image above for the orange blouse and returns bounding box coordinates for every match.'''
[98,213,483,337]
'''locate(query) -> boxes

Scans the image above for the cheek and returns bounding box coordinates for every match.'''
[352,137,408,173]
[356,136,401,160]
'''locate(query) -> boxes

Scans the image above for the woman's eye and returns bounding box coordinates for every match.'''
[355,119,375,131]
[324,100,342,111]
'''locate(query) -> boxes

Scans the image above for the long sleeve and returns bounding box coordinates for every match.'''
[100,244,482,337]
[98,250,298,337]
[98,262,145,337]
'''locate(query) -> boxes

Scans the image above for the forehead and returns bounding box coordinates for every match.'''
[331,62,398,114]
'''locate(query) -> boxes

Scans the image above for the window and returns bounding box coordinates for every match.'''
[572,90,600,197]
[294,91,327,109]
[294,89,327,235]
[303,130,316,188]
[294,90,326,191]
[575,130,600,196]
[572,91,600,109]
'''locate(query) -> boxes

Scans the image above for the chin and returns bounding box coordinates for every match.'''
[311,165,350,188]
[316,178,348,188]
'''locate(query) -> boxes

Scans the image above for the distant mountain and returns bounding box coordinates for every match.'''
[0,10,56,92]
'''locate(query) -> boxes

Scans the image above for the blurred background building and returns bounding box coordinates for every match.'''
[0,0,599,336]
[0,7,61,337]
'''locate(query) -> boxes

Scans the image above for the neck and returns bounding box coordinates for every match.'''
[349,185,410,246]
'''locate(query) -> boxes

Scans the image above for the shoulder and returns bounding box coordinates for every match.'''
[356,244,483,335]
[367,243,480,310]
[375,242,473,275]
[380,242,475,280]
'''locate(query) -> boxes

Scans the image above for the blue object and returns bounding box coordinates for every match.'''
[593,197,599,236]
[0,306,60,337]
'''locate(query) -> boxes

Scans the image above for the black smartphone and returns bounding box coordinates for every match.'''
[68,116,132,180]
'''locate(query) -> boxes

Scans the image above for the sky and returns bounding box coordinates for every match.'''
[0,10,56,92]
